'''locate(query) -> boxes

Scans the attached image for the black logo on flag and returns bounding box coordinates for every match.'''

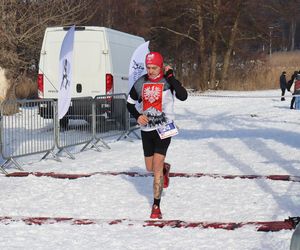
[60,59,70,90]
[132,60,145,82]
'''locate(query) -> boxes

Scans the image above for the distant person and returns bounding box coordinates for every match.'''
[287,71,298,91]
[280,71,287,101]
[289,72,300,109]
[288,71,300,109]
[127,52,188,219]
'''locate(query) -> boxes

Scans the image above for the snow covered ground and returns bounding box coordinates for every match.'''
[0,89,299,250]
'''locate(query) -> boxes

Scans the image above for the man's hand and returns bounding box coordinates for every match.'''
[164,65,172,72]
[137,114,149,126]
[164,65,174,78]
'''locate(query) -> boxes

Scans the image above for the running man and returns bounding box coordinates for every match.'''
[127,52,188,219]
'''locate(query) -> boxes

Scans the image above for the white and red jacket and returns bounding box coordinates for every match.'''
[127,71,188,132]
[289,74,300,94]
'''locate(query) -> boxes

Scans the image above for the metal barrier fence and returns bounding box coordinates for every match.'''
[93,93,129,148]
[56,97,94,159]
[0,99,56,173]
[0,93,133,174]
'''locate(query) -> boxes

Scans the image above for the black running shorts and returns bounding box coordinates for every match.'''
[141,130,171,157]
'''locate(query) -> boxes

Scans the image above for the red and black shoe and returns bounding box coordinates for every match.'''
[150,205,162,219]
[163,162,171,188]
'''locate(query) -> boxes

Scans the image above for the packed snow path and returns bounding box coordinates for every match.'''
[0,90,299,249]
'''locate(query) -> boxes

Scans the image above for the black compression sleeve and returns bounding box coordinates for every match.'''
[127,102,141,120]
[127,85,141,120]
[165,71,188,101]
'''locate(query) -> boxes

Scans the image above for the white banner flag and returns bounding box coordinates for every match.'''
[58,25,75,119]
[128,41,149,90]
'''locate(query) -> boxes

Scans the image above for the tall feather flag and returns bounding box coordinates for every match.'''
[58,25,75,119]
[128,41,149,90]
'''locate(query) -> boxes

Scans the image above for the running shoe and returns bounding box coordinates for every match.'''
[150,205,162,219]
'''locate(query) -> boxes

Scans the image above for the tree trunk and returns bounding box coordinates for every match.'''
[289,18,296,51]
[197,2,208,90]
[210,38,217,89]
[220,6,241,88]
[209,0,221,89]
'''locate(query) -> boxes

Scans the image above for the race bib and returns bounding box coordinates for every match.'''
[156,121,178,139]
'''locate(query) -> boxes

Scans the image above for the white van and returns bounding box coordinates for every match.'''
[37,26,145,125]
[38,26,145,98]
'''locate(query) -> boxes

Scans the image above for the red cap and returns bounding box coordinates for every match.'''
[145,52,163,68]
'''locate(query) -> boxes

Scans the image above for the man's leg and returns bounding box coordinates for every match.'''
[148,153,165,219]
[163,162,171,188]
[142,131,170,218]
[281,89,285,101]
[152,153,165,200]
[291,96,295,109]
[144,156,154,172]
[144,154,165,199]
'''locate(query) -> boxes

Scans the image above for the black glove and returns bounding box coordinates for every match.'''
[165,69,174,79]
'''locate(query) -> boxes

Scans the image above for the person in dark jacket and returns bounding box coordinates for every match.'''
[280,71,287,101]
[127,52,187,219]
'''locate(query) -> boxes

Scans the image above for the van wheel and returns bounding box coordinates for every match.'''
[111,98,127,130]
[59,117,69,129]
[95,116,108,133]
[85,115,93,125]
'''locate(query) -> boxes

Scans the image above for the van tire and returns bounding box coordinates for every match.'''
[59,116,69,129]
[111,98,127,130]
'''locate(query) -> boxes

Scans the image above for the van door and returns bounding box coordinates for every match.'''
[40,27,107,99]
[72,29,107,97]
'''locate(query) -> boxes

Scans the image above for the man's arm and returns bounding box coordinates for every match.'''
[127,87,141,120]
[164,67,188,101]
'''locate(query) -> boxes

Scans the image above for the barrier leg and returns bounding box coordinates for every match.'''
[83,140,102,152]
[117,125,141,141]
[0,160,8,174]
[41,150,62,162]
[0,158,23,173]
[56,148,75,160]
[80,140,102,152]
[10,158,24,171]
[93,138,111,150]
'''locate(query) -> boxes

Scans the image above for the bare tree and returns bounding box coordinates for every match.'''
[263,0,300,51]
[219,0,250,88]
[0,0,296,94]
[149,0,211,90]
[149,0,239,90]
[87,0,149,37]
[0,0,98,74]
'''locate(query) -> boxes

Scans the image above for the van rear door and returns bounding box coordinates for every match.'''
[73,28,106,97]
[40,27,107,99]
